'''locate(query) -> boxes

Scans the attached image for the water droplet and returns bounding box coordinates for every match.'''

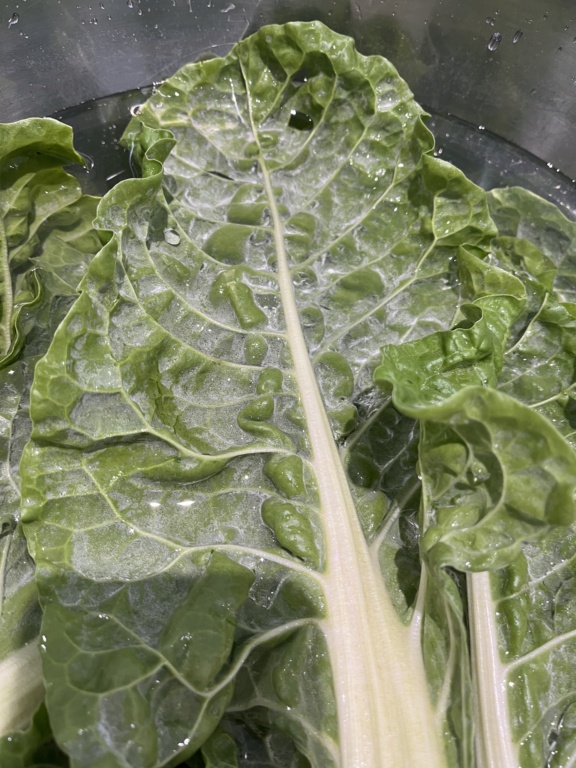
[7,12,19,27]
[487,32,503,51]
[137,7,142,14]
[512,29,523,43]
[130,103,143,116]
[164,228,181,245]
[220,2,235,11]
[127,0,133,7]
[478,124,486,131]
[485,16,495,25]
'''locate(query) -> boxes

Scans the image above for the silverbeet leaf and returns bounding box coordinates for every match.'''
[376,185,576,767]
[0,118,102,757]
[18,20,576,768]
[0,704,69,768]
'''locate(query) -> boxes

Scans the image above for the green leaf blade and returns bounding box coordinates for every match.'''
[21,21,513,768]
[0,118,102,757]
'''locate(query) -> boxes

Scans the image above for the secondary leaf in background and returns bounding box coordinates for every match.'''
[0,705,69,768]
[483,187,576,768]
[21,21,503,768]
[0,118,101,756]
[0,118,88,366]
[377,186,576,768]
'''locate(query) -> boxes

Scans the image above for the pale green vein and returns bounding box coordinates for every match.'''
[505,628,576,673]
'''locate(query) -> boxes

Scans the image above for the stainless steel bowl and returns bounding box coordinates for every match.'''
[2,0,576,179]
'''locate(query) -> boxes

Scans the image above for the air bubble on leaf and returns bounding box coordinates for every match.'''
[130,103,143,116]
[221,2,235,11]
[127,0,133,7]
[513,29,523,43]
[79,151,95,172]
[485,16,495,25]
[7,12,19,26]
[487,32,503,51]
[164,228,181,245]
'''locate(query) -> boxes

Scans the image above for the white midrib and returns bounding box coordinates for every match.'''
[0,639,44,736]
[1,218,14,355]
[260,162,447,767]
[468,571,519,768]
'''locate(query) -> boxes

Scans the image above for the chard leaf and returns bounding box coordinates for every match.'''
[20,21,503,768]
[482,187,576,768]
[0,119,86,366]
[0,118,101,753]
[0,704,69,767]
[377,185,576,767]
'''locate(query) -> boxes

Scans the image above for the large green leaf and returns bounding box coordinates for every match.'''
[376,185,576,767]
[483,188,576,768]
[0,119,101,756]
[20,21,505,768]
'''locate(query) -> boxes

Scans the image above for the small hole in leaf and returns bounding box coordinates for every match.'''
[289,110,314,131]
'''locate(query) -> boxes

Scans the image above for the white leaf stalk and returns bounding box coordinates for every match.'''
[468,572,519,768]
[259,156,447,768]
[0,639,43,736]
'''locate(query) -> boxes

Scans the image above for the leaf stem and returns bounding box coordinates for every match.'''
[245,70,447,767]
[0,529,14,621]
[468,571,519,768]
[0,219,13,356]
[0,639,44,736]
